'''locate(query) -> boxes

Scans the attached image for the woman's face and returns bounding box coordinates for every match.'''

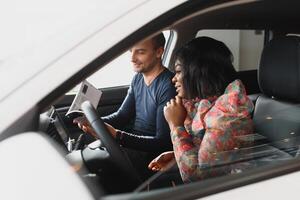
[173,59,185,98]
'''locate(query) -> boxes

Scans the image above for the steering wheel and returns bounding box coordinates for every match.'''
[81,101,141,185]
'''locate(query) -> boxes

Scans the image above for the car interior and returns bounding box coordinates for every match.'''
[3,1,300,199]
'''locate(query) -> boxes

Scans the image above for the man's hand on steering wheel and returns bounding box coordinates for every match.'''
[80,101,142,185]
[104,123,117,138]
[73,116,117,138]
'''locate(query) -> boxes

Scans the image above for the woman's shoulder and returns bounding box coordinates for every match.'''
[224,79,247,95]
[214,79,254,114]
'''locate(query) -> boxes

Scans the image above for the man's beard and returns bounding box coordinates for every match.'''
[135,60,157,73]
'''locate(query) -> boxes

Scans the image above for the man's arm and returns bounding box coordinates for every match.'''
[102,84,135,129]
[116,83,176,153]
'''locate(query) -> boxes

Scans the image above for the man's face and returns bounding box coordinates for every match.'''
[130,39,163,73]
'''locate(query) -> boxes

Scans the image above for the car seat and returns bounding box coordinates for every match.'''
[251,35,300,157]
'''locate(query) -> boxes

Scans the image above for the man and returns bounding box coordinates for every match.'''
[75,33,176,177]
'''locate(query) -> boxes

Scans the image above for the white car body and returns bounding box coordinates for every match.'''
[1,0,300,199]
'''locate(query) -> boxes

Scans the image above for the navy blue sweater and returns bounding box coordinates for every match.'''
[103,68,176,153]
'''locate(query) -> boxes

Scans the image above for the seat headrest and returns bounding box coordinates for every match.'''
[259,36,300,102]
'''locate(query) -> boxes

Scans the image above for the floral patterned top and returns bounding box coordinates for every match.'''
[171,80,254,182]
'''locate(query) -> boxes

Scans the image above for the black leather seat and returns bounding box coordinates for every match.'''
[248,93,260,117]
[225,36,300,169]
[253,36,300,156]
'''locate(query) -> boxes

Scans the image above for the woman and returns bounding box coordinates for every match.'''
[148,37,254,183]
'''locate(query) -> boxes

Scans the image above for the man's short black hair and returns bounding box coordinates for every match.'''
[151,32,166,49]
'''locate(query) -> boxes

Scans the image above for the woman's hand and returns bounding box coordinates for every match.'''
[148,151,175,171]
[164,96,187,131]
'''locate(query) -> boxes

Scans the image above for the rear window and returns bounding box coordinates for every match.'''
[196,30,264,71]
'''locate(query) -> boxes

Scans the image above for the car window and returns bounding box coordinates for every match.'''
[86,51,134,89]
[196,30,264,71]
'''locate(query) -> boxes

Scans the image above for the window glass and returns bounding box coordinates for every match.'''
[196,30,264,71]
[64,29,300,195]
[87,51,134,88]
